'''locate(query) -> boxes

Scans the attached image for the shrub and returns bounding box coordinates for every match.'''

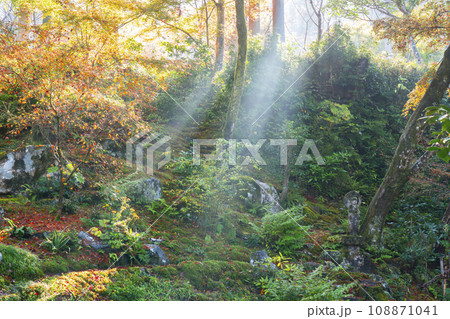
[0,243,43,281]
[4,218,35,239]
[90,196,148,264]
[40,230,80,253]
[258,264,355,301]
[105,269,195,301]
[258,207,310,257]
[22,164,85,201]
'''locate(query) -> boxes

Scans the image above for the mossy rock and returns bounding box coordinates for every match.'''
[151,265,178,279]
[42,256,70,274]
[0,243,43,281]
[121,178,162,204]
[177,260,253,290]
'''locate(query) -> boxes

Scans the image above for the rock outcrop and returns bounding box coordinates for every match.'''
[0,145,53,194]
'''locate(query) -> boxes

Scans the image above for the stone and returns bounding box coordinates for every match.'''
[143,244,169,266]
[343,191,361,235]
[78,231,109,250]
[242,179,282,214]
[0,145,53,194]
[250,250,276,269]
[123,178,162,204]
[345,246,375,274]
[320,250,345,265]
[0,205,4,222]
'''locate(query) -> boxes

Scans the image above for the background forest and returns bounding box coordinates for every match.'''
[0,0,449,301]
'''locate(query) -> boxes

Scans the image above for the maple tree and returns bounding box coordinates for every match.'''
[0,0,162,218]
[359,0,450,245]
[327,0,428,62]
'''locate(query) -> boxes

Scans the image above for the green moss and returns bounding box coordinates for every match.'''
[151,265,178,278]
[177,260,253,290]
[205,243,250,262]
[0,243,43,281]
[104,268,196,301]
[42,256,70,274]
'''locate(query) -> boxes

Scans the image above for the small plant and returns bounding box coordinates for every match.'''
[258,263,355,301]
[258,206,310,257]
[40,230,79,253]
[90,197,147,264]
[4,218,35,239]
[269,253,291,270]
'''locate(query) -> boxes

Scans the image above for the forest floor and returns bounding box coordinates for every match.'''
[0,121,445,301]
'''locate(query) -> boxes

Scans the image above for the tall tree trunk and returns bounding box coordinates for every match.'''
[204,0,210,46]
[360,45,450,245]
[280,146,293,202]
[272,0,285,42]
[410,37,423,63]
[249,0,260,35]
[443,202,450,225]
[317,12,322,42]
[15,8,29,41]
[223,0,247,139]
[214,0,225,71]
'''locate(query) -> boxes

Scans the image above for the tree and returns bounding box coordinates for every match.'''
[359,0,450,245]
[0,0,163,218]
[223,0,247,138]
[213,0,225,70]
[272,0,285,41]
[306,0,328,42]
[361,25,450,249]
[327,0,425,62]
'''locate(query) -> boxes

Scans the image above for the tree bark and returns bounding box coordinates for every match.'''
[442,202,450,225]
[280,146,293,202]
[410,37,423,63]
[360,45,450,245]
[223,0,247,139]
[272,0,285,42]
[214,0,225,71]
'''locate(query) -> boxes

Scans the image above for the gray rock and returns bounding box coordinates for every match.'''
[0,145,53,194]
[78,231,109,250]
[243,179,282,214]
[370,274,393,296]
[250,250,276,269]
[321,250,345,265]
[123,178,162,204]
[0,205,4,222]
[143,244,169,266]
[344,247,375,274]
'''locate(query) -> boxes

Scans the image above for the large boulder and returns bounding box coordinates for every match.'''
[0,145,53,194]
[242,178,282,214]
[250,250,276,269]
[123,178,162,204]
[78,231,109,250]
[143,244,169,266]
